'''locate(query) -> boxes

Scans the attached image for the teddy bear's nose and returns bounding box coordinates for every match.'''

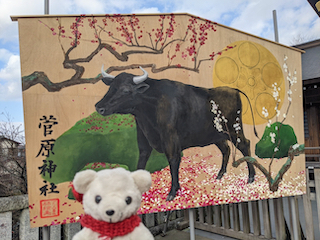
[106,210,115,216]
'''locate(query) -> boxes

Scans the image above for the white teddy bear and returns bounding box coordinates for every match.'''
[72,167,154,240]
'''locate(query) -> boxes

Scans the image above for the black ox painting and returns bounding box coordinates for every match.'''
[13,13,305,228]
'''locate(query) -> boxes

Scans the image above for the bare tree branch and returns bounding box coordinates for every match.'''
[0,112,27,196]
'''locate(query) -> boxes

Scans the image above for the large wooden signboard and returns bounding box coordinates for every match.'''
[12,13,305,228]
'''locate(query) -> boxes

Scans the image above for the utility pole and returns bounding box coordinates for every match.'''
[273,10,279,43]
[44,0,49,14]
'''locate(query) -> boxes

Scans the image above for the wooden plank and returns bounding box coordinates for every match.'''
[170,211,176,221]
[223,204,230,229]
[287,197,295,240]
[290,196,301,240]
[183,209,189,222]
[145,213,155,228]
[241,202,250,234]
[261,199,272,238]
[213,205,222,227]
[199,207,205,223]
[286,196,302,240]
[251,201,260,236]
[156,211,166,225]
[303,169,315,240]
[232,203,240,232]
[273,199,279,239]
[314,168,320,236]
[206,206,213,225]
[176,209,183,218]
[307,106,320,152]
[16,12,305,229]
[273,198,286,240]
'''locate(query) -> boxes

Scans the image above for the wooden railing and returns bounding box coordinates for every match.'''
[0,194,184,240]
[1,162,320,240]
[305,147,320,161]
[192,165,320,240]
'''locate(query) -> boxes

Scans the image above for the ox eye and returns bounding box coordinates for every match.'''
[95,195,102,204]
[125,196,132,205]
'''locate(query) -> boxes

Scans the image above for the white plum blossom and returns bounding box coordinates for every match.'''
[210,100,218,114]
[292,143,300,150]
[211,100,224,132]
[262,107,269,118]
[213,117,223,132]
[272,83,279,101]
[267,120,271,128]
[274,147,279,152]
[270,132,276,144]
[221,115,228,123]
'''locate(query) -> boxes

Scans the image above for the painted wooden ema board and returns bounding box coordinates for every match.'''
[13,13,306,228]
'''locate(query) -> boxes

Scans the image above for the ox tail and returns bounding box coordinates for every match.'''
[235,89,259,139]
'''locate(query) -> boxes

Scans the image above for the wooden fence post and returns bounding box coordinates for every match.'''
[261,199,272,238]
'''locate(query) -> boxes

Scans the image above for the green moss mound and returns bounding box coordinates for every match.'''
[44,112,168,184]
[255,122,297,159]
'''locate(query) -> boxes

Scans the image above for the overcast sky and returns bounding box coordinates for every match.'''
[0,0,319,127]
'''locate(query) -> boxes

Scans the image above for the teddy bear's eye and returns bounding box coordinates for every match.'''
[95,195,102,204]
[125,196,132,205]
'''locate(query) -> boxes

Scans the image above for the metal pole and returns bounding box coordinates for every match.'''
[189,209,195,240]
[42,226,50,240]
[273,10,279,42]
[44,0,49,15]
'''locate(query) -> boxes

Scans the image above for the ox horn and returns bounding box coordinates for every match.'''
[133,66,148,84]
[101,65,115,79]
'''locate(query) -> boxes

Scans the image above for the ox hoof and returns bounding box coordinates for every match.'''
[247,176,255,184]
[166,195,175,201]
[216,171,225,180]
[166,186,180,201]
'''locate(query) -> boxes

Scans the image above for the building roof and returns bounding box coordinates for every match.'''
[0,136,21,145]
[293,39,320,50]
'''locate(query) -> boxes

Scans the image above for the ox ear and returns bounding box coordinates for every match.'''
[134,83,150,94]
[101,77,114,86]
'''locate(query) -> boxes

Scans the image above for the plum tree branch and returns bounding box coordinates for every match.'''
[232,144,304,192]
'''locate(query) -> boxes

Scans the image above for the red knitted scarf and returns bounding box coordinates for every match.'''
[72,185,141,238]
[81,214,141,239]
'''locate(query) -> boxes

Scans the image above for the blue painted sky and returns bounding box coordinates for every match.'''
[0,0,320,130]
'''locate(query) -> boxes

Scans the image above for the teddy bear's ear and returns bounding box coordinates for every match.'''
[131,169,152,194]
[73,169,97,194]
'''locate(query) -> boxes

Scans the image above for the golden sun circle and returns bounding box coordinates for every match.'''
[213,41,285,125]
